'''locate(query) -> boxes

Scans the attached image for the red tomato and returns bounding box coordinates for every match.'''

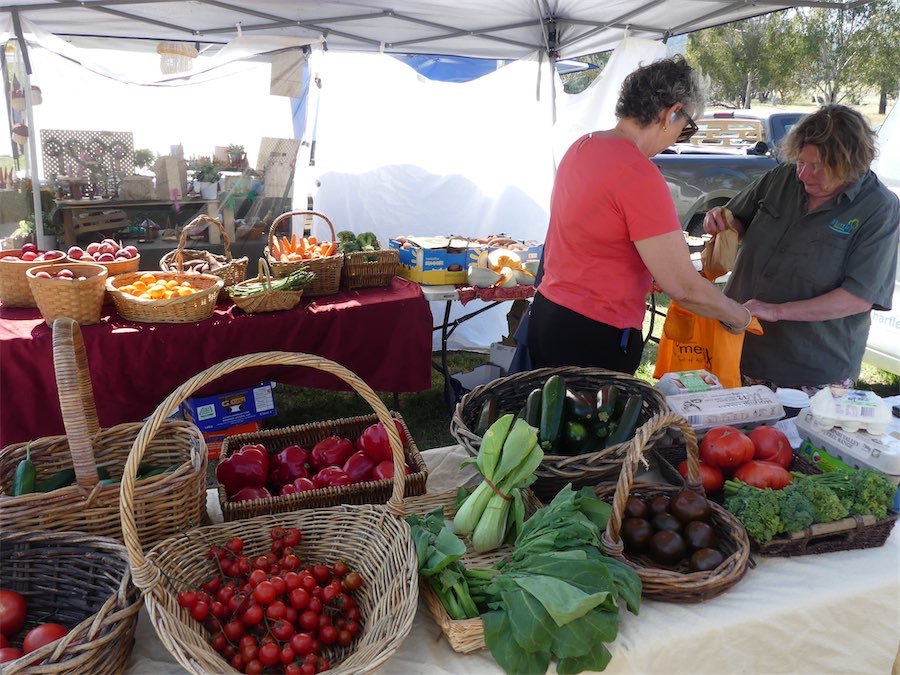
[0,590,27,638]
[0,647,23,664]
[23,623,69,654]
[749,426,794,468]
[699,426,755,469]
[676,460,725,494]
[734,460,794,490]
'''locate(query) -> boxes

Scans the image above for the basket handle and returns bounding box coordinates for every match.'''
[256,257,275,291]
[52,317,102,490]
[173,214,233,272]
[119,352,406,592]
[600,412,701,554]
[267,210,337,253]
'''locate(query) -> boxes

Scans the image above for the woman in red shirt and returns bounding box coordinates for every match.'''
[527,55,751,373]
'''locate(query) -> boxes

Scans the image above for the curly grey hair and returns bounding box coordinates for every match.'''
[615,55,707,127]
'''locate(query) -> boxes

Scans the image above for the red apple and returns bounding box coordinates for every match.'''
[67,246,85,260]
[101,238,120,253]
[21,242,37,254]
[123,245,139,256]
[56,268,74,278]
[21,251,37,261]
[33,270,52,279]
[97,253,116,262]
[86,242,101,256]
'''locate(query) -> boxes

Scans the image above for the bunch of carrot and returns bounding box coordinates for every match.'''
[270,234,338,262]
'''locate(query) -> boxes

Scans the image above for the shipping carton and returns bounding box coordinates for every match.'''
[181,381,277,433]
[390,236,484,285]
[665,385,784,432]
[203,421,262,461]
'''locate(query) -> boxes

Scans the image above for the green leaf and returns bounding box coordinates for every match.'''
[420,525,467,576]
[551,607,620,656]
[595,556,643,615]
[502,588,557,653]
[511,574,611,626]
[483,609,551,675]
[556,640,613,675]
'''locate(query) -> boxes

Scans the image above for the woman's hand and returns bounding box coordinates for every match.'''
[745,299,779,322]
[703,207,732,235]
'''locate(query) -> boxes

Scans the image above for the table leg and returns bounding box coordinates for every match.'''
[440,300,453,407]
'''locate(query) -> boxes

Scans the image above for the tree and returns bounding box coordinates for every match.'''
[851,0,900,113]
[561,52,611,94]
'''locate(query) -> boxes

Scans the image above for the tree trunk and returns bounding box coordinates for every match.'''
[744,75,752,108]
[879,88,888,115]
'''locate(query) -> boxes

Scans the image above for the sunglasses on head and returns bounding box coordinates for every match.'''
[676,110,699,143]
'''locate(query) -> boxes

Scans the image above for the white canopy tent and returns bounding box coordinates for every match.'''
[1,1,869,350]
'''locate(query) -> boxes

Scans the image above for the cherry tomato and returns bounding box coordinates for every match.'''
[240,642,259,662]
[23,623,69,654]
[271,619,295,642]
[282,528,302,547]
[241,604,264,627]
[699,426,755,469]
[271,526,285,540]
[209,632,227,653]
[346,620,361,637]
[298,610,319,632]
[284,572,303,591]
[249,569,268,587]
[289,588,311,610]
[286,663,304,675]
[223,620,244,642]
[280,644,296,665]
[253,581,277,606]
[177,591,198,609]
[310,564,331,584]
[230,653,246,671]
[318,624,338,645]
[290,632,314,656]
[749,426,794,468]
[225,536,244,554]
[332,560,350,578]
[0,590,26,638]
[270,576,287,596]
[266,601,287,621]
[259,642,281,667]
[337,628,354,647]
[281,554,301,572]
[342,571,364,591]
[190,601,210,622]
[245,659,264,675]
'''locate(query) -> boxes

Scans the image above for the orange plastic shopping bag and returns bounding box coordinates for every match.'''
[653,300,763,388]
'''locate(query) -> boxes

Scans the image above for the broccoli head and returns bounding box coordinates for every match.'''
[849,470,896,520]
[778,487,816,533]
[794,478,849,524]
[726,485,785,542]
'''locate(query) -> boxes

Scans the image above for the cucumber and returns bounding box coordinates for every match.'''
[12,446,36,496]
[565,389,595,424]
[523,388,542,428]
[35,468,77,493]
[539,375,567,452]
[605,394,643,447]
[562,420,589,455]
[596,384,621,422]
[474,397,499,436]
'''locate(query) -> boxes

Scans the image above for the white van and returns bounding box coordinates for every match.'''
[865,102,900,375]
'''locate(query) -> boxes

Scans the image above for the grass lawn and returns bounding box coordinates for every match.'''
[264,295,898,454]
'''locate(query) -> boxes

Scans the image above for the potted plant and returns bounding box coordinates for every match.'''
[226,144,246,169]
[192,160,223,199]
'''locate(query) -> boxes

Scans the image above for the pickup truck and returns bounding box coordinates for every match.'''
[651,110,806,236]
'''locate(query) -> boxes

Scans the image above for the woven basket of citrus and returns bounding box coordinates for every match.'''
[106,271,223,323]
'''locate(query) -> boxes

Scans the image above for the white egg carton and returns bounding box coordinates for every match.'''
[808,387,892,435]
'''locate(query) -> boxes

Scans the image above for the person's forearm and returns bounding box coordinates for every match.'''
[667,275,750,330]
[745,288,872,323]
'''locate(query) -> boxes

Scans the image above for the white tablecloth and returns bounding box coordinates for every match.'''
[127,445,900,675]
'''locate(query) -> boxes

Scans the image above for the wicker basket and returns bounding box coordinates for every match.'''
[407,487,544,654]
[119,351,419,674]
[106,270,223,323]
[0,248,70,308]
[26,262,107,326]
[93,251,141,277]
[0,530,142,674]
[228,257,305,314]
[653,441,899,556]
[218,411,428,521]
[0,317,208,547]
[596,412,751,603]
[451,366,669,501]
[264,210,344,296]
[159,214,248,299]
[342,248,399,289]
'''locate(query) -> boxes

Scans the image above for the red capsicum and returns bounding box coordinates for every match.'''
[216,444,268,498]
[268,445,310,488]
[310,436,355,470]
[312,466,353,488]
[356,420,407,463]
[231,486,273,502]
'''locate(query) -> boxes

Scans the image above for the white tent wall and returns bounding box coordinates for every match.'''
[308,38,665,351]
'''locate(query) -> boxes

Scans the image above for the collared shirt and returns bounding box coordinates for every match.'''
[724,162,899,385]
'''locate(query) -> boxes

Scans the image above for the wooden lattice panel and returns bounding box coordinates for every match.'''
[40,129,135,179]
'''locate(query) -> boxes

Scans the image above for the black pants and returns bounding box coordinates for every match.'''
[526,292,644,374]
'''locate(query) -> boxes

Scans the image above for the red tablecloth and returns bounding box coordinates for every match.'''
[0,278,432,447]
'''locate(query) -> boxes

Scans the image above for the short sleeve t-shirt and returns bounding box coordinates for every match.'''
[538,134,681,330]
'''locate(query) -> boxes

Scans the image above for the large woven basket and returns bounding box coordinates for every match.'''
[0,317,208,547]
[596,412,751,603]
[119,352,419,674]
[451,366,669,501]
[218,410,428,521]
[342,248,399,289]
[0,248,70,308]
[106,270,223,323]
[653,441,899,556]
[0,530,142,674]
[407,487,544,654]
[26,262,107,326]
[159,214,248,299]
[227,257,305,314]
[264,210,344,296]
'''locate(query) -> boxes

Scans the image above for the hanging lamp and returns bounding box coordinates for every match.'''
[156,41,199,74]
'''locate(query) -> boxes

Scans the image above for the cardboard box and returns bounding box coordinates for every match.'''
[493,241,543,264]
[794,407,900,510]
[203,421,261,461]
[489,342,517,375]
[391,236,484,285]
[665,385,784,432]
[181,381,277,433]
[655,370,723,396]
[450,364,503,396]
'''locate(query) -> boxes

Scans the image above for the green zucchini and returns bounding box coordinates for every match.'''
[565,389,595,424]
[474,397,499,437]
[539,375,567,452]
[605,394,643,446]
[523,388,542,428]
[596,384,621,422]
[12,445,36,496]
[562,420,588,455]
[35,468,77,493]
